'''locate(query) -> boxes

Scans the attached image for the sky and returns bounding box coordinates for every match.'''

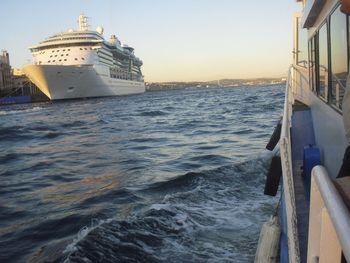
[0,0,301,82]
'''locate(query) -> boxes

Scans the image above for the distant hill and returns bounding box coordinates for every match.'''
[146,78,286,91]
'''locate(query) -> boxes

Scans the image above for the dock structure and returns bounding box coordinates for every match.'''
[0,50,48,103]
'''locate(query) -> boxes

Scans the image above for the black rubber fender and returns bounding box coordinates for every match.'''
[266,121,282,151]
[264,156,282,196]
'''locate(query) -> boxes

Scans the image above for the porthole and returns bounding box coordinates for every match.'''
[81,58,85,60]
[75,58,78,60]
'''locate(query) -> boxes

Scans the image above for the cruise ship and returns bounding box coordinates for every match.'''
[23,15,145,100]
[256,0,350,262]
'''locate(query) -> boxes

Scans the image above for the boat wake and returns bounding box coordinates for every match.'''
[57,152,277,263]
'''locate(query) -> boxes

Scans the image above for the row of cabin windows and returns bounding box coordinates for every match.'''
[297,4,348,111]
[49,47,92,53]
[38,57,86,64]
[51,49,71,53]
[50,54,69,58]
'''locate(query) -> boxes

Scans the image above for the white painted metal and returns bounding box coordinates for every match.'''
[280,65,300,263]
[290,66,347,178]
[308,166,350,262]
[23,64,145,100]
[23,15,144,100]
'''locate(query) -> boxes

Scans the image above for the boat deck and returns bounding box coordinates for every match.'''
[291,101,316,263]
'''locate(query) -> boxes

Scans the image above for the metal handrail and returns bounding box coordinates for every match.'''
[312,166,350,261]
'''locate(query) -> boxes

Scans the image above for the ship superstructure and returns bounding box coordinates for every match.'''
[23,15,145,100]
[256,1,350,262]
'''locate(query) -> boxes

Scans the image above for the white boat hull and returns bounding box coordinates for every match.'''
[22,64,145,100]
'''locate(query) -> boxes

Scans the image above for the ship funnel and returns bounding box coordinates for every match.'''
[96,26,104,35]
[78,14,89,31]
[109,35,118,45]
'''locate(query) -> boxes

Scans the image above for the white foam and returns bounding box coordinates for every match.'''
[63,218,113,262]
[0,106,43,116]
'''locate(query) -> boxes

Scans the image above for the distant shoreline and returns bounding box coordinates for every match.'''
[146,78,286,91]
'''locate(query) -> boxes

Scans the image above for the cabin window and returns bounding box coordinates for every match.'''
[318,23,329,101]
[309,37,317,92]
[330,6,347,110]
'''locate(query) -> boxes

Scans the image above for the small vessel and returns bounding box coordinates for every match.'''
[23,15,145,100]
[258,0,350,262]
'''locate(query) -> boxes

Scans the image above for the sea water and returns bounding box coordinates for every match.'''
[0,85,284,262]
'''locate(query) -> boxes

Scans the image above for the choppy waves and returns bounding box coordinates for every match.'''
[0,86,284,262]
[59,153,276,263]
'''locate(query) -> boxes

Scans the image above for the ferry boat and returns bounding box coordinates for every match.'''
[256,0,350,262]
[23,15,145,100]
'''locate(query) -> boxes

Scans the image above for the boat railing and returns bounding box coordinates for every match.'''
[289,65,309,104]
[331,73,346,111]
[280,64,300,263]
[308,166,350,262]
[291,64,346,111]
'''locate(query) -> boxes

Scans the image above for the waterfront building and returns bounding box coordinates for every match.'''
[0,50,13,95]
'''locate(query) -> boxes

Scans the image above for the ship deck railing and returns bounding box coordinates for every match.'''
[281,64,350,263]
[308,166,350,262]
[280,64,301,263]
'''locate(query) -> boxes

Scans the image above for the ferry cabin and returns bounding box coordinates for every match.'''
[278,0,350,262]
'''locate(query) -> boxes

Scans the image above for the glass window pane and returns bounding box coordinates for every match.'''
[297,17,308,67]
[318,23,328,100]
[330,6,347,110]
[309,38,317,92]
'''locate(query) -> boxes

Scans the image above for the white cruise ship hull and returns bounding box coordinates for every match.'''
[22,65,145,100]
